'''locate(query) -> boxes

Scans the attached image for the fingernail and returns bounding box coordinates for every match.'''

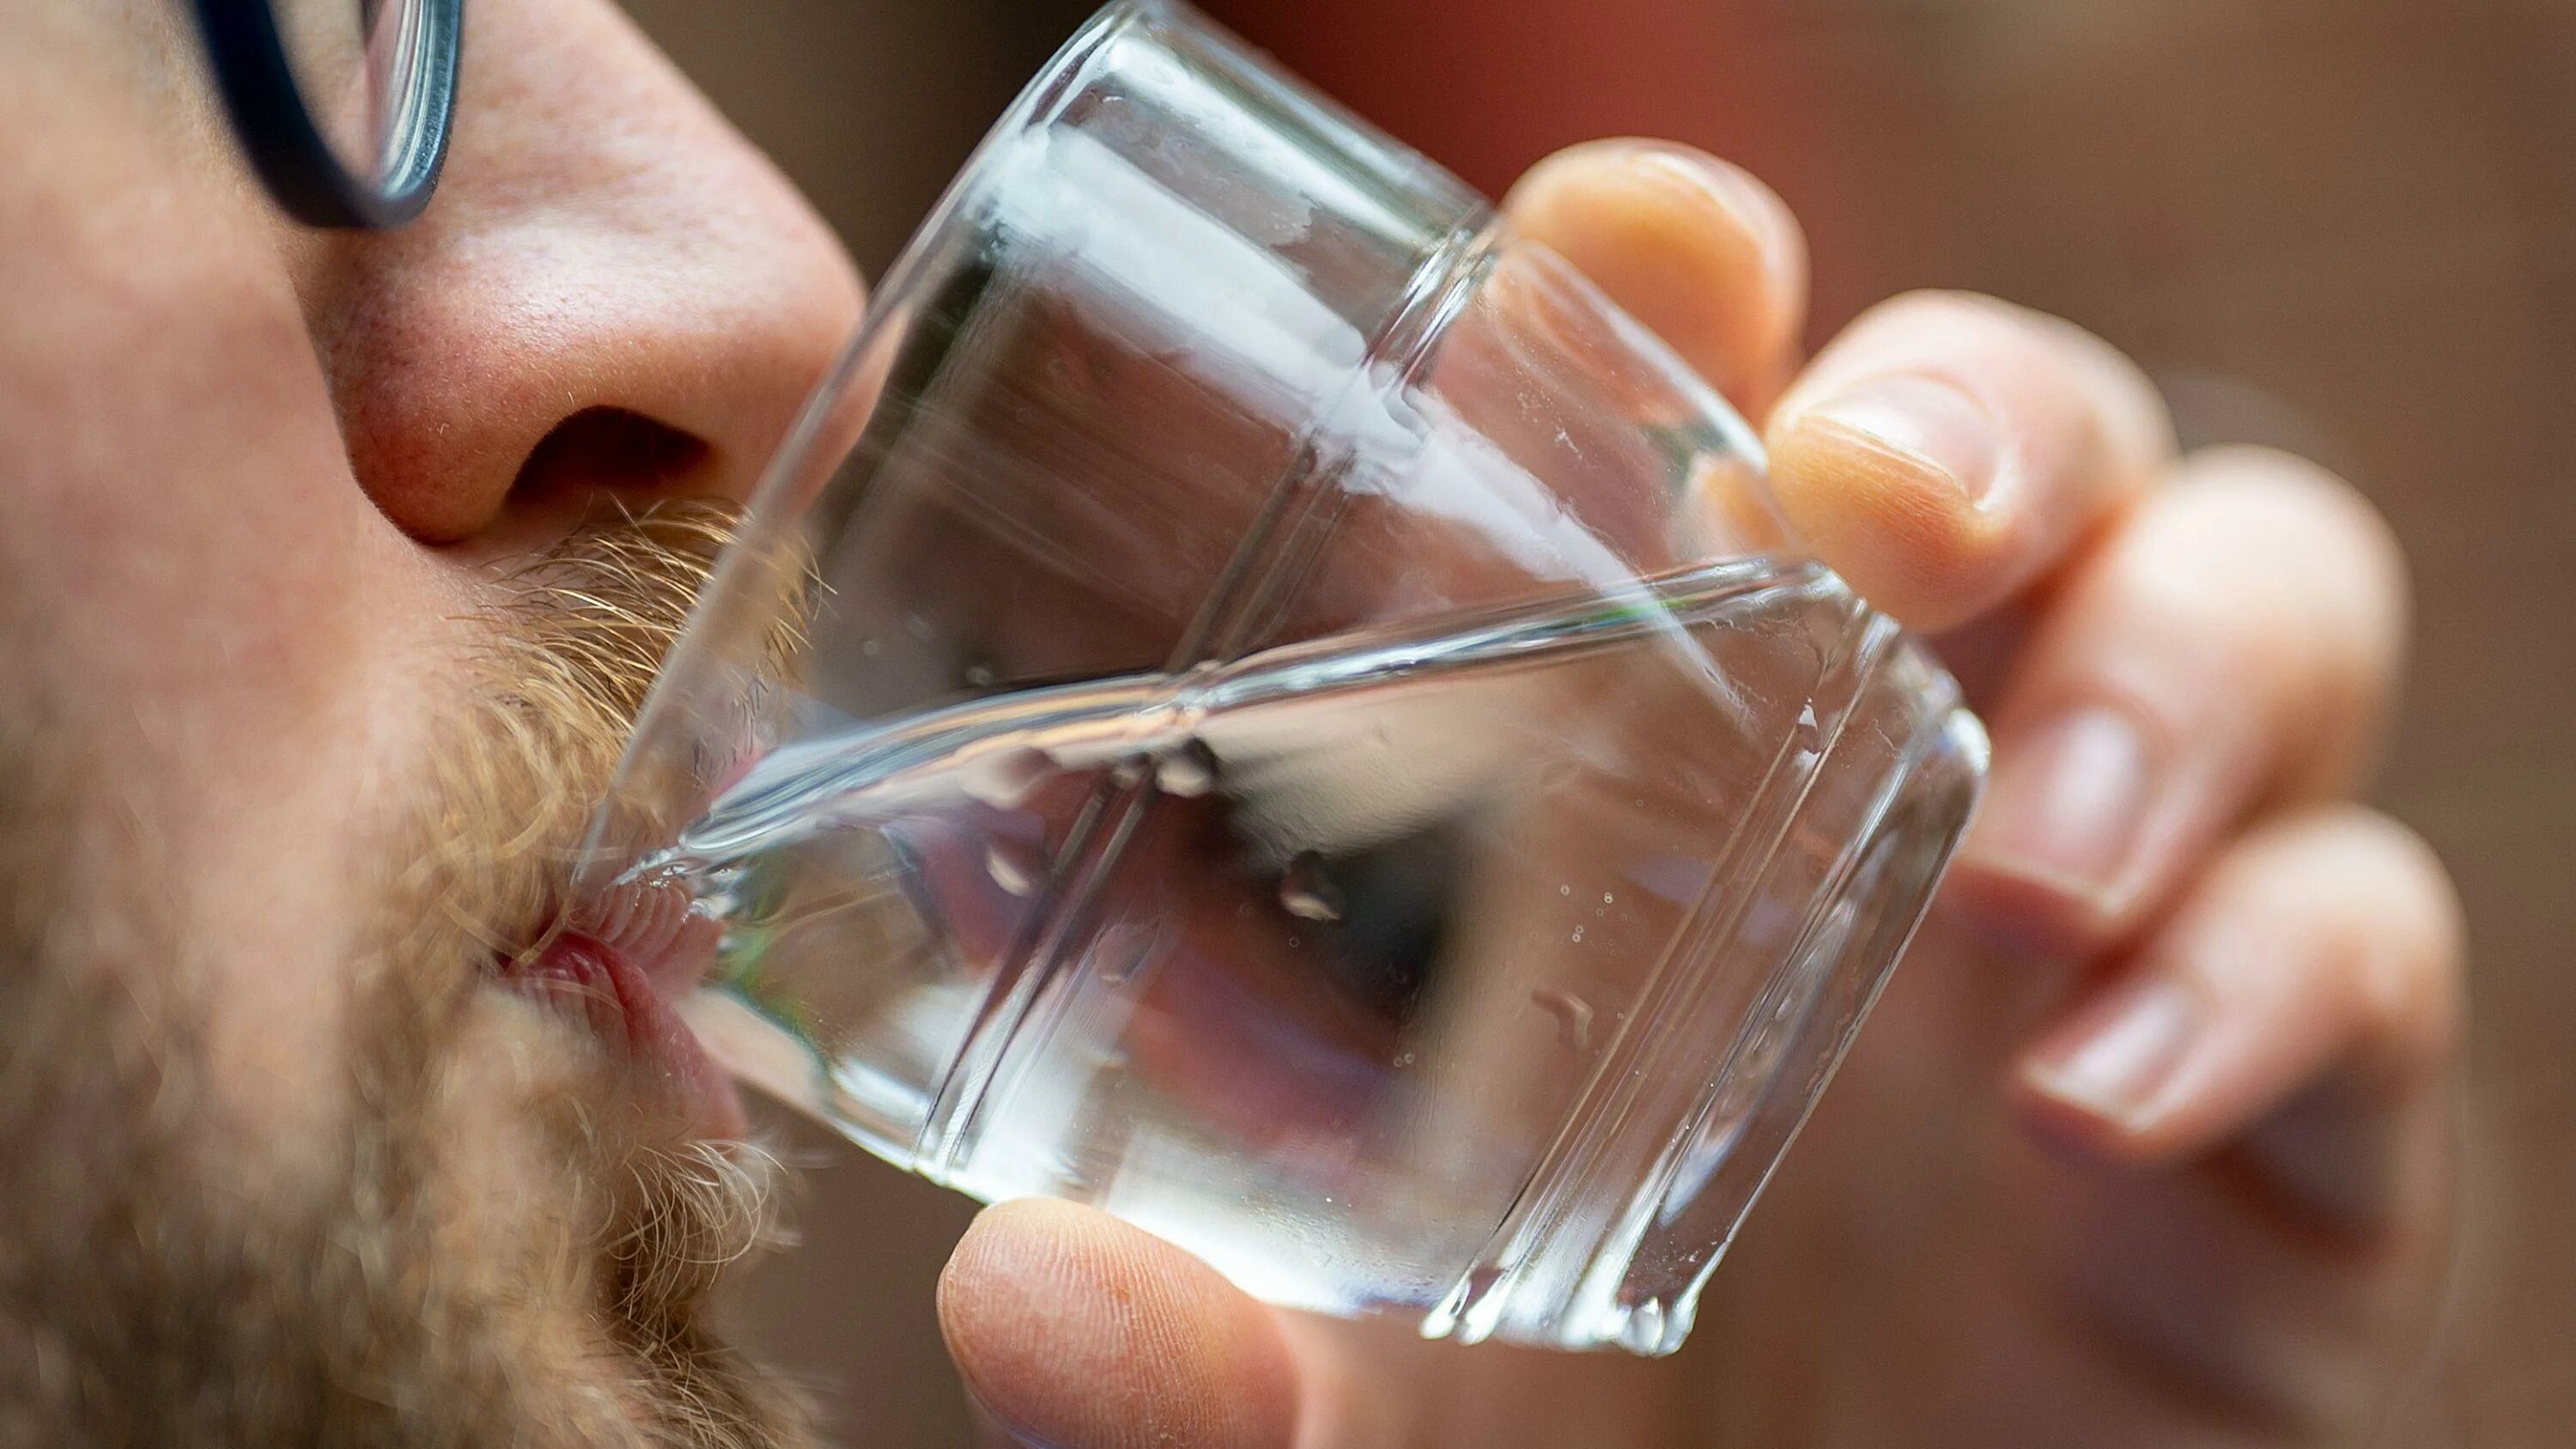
[1625,146,1801,272]
[1970,706,2155,904]
[2023,974,2201,1125]
[1792,373,2001,503]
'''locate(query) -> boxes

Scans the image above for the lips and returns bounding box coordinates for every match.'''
[496,874,748,1139]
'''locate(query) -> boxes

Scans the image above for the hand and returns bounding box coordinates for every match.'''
[929,140,2465,1449]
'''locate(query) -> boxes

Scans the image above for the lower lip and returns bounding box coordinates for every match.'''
[505,898,748,1139]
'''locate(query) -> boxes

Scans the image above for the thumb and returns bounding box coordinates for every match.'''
[939,1199,1302,1449]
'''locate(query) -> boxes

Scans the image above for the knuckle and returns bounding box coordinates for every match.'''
[1856,289,2107,366]
[2062,466,2409,804]
[2076,505,2283,686]
[2118,464,2410,679]
[2259,806,2468,1052]
[2328,808,2464,964]
[2177,447,2409,597]
[1845,288,2034,345]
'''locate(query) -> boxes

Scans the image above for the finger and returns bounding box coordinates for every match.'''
[1952,447,2409,951]
[2013,807,2464,1228]
[939,1199,1300,1449]
[1501,140,1808,411]
[1763,291,2175,630]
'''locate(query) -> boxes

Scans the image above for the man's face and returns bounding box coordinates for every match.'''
[0,2,861,1442]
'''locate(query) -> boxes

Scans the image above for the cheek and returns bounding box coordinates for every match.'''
[0,91,483,1186]
[416,990,658,1411]
[28,489,468,1193]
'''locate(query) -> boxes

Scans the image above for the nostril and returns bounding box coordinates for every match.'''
[495,407,715,543]
[517,406,711,500]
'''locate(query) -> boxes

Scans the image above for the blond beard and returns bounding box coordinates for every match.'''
[0,503,817,1448]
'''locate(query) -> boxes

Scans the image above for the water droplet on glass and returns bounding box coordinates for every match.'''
[1279,850,1344,922]
[1794,701,1822,752]
[1153,739,1218,797]
[1394,1051,1416,1068]
[963,662,998,688]
[904,612,934,642]
[860,636,883,657]
[985,839,1042,898]
[1531,987,1595,1050]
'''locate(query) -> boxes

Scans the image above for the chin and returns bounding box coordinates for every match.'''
[395,965,816,1448]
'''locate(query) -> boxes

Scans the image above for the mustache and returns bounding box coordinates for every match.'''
[430,501,818,1445]
[428,499,761,961]
[495,501,742,739]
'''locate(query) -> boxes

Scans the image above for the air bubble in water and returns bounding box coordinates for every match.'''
[1153,739,1218,797]
[1559,883,1572,897]
[963,662,998,688]
[985,839,1043,898]
[1279,850,1344,922]
[1571,925,1586,943]
[1531,987,1595,1050]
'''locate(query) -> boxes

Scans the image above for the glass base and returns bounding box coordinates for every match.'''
[1419,620,1984,1353]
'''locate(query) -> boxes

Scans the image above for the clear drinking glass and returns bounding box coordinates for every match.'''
[582,0,1984,1355]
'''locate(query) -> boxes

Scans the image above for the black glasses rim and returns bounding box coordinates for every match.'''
[191,0,464,230]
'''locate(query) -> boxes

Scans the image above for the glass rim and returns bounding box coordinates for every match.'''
[574,1,1161,891]
[574,0,1783,892]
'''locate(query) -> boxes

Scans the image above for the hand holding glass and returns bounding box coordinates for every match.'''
[582,0,1984,1355]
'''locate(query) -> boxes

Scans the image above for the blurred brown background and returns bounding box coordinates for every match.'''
[617,1,2574,1442]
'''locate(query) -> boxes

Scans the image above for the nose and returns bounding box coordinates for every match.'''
[309,0,864,546]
